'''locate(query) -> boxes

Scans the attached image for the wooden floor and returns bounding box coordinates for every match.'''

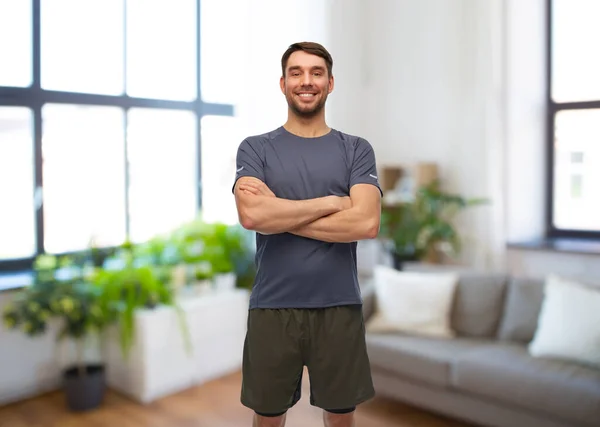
[0,369,471,427]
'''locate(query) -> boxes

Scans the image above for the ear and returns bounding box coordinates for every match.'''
[328,74,334,94]
[280,75,285,94]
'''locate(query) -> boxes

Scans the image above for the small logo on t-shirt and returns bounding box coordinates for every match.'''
[236,166,244,173]
[369,174,378,180]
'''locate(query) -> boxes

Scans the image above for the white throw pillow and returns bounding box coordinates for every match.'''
[529,274,600,368]
[366,265,459,338]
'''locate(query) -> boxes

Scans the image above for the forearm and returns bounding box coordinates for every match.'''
[239,194,340,234]
[290,206,380,243]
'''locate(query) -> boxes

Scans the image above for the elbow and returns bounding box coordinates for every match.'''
[363,218,380,240]
[240,217,256,231]
[238,208,258,231]
[364,226,379,240]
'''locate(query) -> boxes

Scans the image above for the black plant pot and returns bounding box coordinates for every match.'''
[391,252,418,271]
[63,364,106,412]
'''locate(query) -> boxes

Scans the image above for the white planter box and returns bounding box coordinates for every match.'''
[105,288,250,403]
[214,272,237,292]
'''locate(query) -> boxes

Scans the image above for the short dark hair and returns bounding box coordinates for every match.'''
[281,42,333,77]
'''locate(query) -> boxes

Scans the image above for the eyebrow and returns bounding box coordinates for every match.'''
[287,65,326,72]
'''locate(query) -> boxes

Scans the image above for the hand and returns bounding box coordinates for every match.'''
[239,179,276,197]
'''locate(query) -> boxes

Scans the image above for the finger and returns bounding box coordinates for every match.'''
[254,186,271,195]
[241,186,260,194]
[260,187,274,196]
[259,185,276,196]
[239,183,258,191]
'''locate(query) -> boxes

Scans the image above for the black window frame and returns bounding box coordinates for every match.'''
[545,0,600,240]
[0,0,234,272]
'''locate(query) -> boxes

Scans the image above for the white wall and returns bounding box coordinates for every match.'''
[338,0,508,269]
[504,0,547,243]
[328,0,600,276]
[199,0,331,224]
[325,0,368,136]
[234,0,330,136]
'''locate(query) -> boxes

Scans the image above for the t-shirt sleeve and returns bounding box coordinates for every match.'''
[349,138,383,196]
[231,138,265,193]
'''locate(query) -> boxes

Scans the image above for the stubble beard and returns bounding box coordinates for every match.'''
[286,88,328,119]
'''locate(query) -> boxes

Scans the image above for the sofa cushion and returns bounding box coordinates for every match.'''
[496,277,545,343]
[452,344,600,426]
[366,266,459,338]
[402,264,508,338]
[366,333,495,388]
[529,275,600,368]
[449,272,508,338]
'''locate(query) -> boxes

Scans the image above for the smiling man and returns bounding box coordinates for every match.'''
[232,42,382,427]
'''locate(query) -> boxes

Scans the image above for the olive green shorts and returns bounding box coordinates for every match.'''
[240,304,375,415]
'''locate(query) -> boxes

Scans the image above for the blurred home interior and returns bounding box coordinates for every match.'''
[1,0,599,426]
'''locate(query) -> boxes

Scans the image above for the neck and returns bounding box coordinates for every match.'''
[283,110,330,138]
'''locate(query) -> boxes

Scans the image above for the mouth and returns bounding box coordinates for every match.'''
[295,92,318,102]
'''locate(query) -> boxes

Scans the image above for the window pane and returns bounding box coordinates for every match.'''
[0,0,32,87]
[553,109,600,231]
[0,108,36,259]
[41,0,124,95]
[127,108,197,243]
[126,0,197,101]
[42,104,126,253]
[200,0,244,105]
[201,115,245,225]
[552,0,600,102]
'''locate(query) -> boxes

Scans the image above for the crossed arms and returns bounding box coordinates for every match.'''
[233,176,381,243]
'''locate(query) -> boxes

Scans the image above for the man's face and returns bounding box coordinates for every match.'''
[280,51,334,118]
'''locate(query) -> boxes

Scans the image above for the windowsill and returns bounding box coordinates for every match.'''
[507,237,600,256]
[0,271,33,293]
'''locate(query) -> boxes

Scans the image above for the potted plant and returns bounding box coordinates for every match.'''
[202,222,248,291]
[129,235,180,286]
[169,217,251,293]
[2,254,117,411]
[96,240,191,358]
[379,180,487,270]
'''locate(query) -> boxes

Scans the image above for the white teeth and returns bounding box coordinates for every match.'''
[298,93,315,97]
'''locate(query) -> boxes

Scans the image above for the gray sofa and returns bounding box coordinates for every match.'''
[361,266,600,427]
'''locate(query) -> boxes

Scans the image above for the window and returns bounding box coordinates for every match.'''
[126,0,197,101]
[200,115,246,225]
[41,104,126,253]
[0,1,32,87]
[127,108,198,242]
[0,108,36,260]
[0,0,235,271]
[40,0,124,95]
[199,0,243,105]
[547,0,600,238]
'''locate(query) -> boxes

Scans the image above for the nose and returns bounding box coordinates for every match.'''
[300,71,313,86]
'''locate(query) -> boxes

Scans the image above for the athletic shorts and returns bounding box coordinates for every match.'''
[240,304,375,415]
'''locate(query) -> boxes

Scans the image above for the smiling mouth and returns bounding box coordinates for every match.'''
[296,93,317,99]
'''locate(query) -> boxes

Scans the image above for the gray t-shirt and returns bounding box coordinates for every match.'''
[233,126,382,309]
